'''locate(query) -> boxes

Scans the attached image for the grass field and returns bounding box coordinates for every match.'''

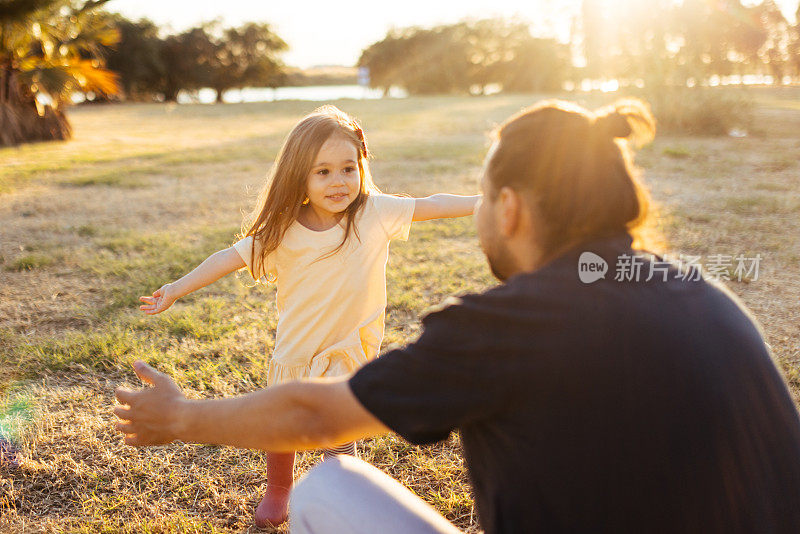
[1,89,799,532]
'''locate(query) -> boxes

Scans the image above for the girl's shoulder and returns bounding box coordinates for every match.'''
[366,192,415,213]
[363,192,416,241]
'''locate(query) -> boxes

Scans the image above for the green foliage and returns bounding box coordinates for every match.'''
[82,226,239,312]
[206,22,288,100]
[103,19,287,102]
[0,0,59,21]
[153,298,238,341]
[358,19,570,96]
[76,224,99,237]
[579,0,796,85]
[500,36,571,93]
[9,253,54,271]
[19,326,143,373]
[640,86,755,135]
[156,26,215,102]
[361,4,800,99]
[0,393,33,442]
[662,146,692,159]
[103,17,164,100]
[0,0,119,146]
[59,169,152,188]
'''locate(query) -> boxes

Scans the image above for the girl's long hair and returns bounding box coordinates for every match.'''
[242,105,379,278]
[487,98,658,258]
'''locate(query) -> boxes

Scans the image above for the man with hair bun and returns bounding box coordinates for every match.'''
[114,99,800,534]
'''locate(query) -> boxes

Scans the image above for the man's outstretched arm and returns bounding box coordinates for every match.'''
[113,360,389,451]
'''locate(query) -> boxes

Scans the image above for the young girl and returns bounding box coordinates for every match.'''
[139,105,479,527]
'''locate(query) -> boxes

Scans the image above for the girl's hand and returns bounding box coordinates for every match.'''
[139,283,178,315]
[137,247,245,315]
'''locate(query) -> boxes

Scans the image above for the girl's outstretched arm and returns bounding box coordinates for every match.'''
[139,247,246,315]
[412,194,481,222]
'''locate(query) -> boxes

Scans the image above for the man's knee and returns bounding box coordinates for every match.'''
[291,456,360,516]
[290,456,460,534]
[292,457,338,506]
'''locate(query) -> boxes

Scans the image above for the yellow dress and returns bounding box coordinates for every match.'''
[233,193,415,386]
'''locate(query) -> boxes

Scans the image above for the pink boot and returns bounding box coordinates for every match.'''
[255,451,295,528]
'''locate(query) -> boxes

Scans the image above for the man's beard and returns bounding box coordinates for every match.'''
[485,239,516,282]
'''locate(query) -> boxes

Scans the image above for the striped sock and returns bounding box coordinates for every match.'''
[322,441,356,459]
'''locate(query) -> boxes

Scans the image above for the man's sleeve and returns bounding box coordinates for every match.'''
[372,194,416,241]
[349,296,510,445]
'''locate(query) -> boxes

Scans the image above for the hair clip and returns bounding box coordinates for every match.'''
[354,127,369,157]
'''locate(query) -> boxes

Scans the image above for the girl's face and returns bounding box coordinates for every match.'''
[305,133,361,220]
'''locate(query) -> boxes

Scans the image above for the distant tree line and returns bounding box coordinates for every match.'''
[358,19,570,95]
[578,0,800,88]
[4,0,800,146]
[360,1,800,95]
[104,17,287,103]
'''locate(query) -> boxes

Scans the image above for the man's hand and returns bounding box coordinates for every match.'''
[114,360,186,446]
[113,361,387,452]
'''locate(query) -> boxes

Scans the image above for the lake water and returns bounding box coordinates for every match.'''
[178,85,408,104]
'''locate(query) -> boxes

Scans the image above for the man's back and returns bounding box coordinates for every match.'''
[350,234,800,533]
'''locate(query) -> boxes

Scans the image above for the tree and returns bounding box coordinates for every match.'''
[104,16,164,100]
[0,0,119,146]
[752,0,792,82]
[575,0,795,87]
[156,25,215,102]
[357,30,411,96]
[463,19,569,92]
[358,25,475,95]
[358,19,570,96]
[500,36,570,92]
[791,3,800,80]
[103,19,288,103]
[207,22,287,103]
[393,24,473,94]
[103,18,209,102]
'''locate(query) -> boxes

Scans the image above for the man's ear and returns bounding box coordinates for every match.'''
[496,186,521,238]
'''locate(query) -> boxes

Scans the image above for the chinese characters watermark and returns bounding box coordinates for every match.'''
[578,252,762,284]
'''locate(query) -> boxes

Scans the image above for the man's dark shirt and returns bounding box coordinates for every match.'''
[349,233,800,534]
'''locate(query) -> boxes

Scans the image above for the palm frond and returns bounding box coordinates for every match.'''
[66,58,118,95]
[73,0,113,15]
[18,57,119,105]
[0,19,34,53]
[62,16,120,55]
[18,63,75,106]
[0,0,59,22]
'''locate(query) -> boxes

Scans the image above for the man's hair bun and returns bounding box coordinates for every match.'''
[594,111,632,139]
[593,98,656,146]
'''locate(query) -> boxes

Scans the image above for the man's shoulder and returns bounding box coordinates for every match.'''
[422,284,508,322]
[419,277,558,340]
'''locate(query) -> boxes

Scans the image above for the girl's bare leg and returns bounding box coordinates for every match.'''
[255,451,295,528]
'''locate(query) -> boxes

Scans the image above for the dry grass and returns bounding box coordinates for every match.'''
[1,89,799,532]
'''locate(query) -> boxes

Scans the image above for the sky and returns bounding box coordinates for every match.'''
[109,0,799,68]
